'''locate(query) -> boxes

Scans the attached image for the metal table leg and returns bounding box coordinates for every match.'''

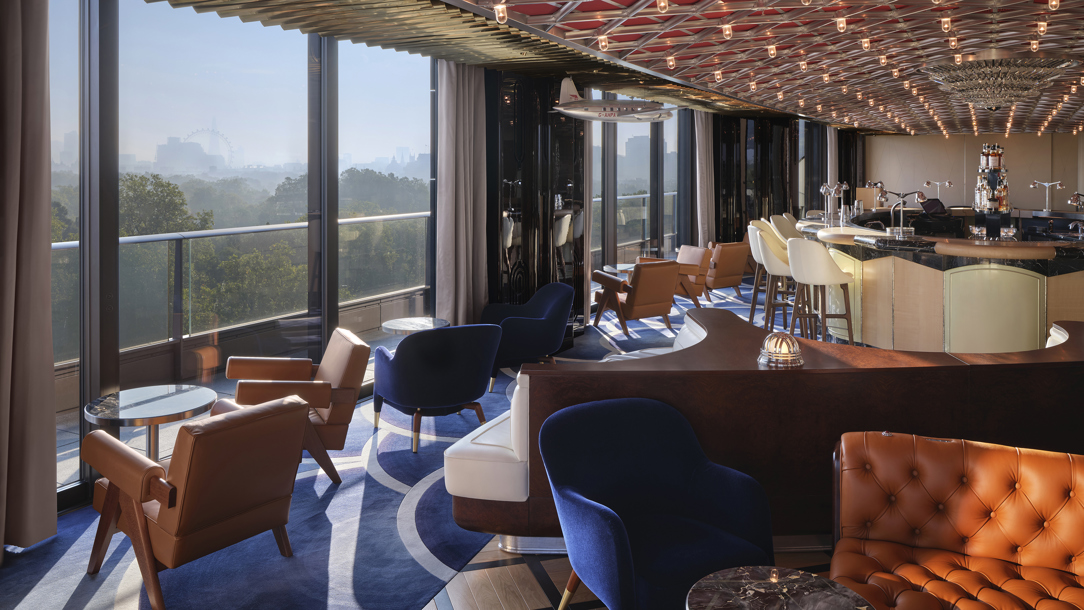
[147,424,160,462]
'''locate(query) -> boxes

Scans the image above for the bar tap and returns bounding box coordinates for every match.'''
[1030,180,1064,212]
[1067,192,1083,211]
[923,180,953,200]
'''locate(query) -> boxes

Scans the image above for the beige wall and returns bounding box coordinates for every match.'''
[865,133,1081,210]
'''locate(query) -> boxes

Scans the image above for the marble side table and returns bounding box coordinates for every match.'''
[687,566,872,609]
[84,384,218,462]
[381,316,451,335]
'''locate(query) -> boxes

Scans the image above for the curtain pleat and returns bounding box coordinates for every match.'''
[0,0,59,556]
[694,111,716,247]
[435,60,488,326]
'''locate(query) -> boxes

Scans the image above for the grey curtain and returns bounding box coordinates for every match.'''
[435,60,488,325]
[0,0,58,557]
[694,111,716,247]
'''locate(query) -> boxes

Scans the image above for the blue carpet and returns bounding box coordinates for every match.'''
[0,275,786,610]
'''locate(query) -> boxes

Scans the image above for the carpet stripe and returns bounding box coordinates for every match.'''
[397,468,459,581]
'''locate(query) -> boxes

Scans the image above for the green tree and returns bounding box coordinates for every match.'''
[119,173,213,237]
[340,168,429,216]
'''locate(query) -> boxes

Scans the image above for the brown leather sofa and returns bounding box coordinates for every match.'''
[706,240,752,297]
[592,260,679,335]
[832,431,1084,609]
[214,327,371,484]
[81,396,310,610]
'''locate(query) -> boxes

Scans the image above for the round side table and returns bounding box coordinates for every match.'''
[84,385,218,462]
[687,566,872,609]
[381,316,451,335]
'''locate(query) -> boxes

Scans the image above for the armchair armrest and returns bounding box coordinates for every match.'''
[552,487,636,609]
[636,256,666,263]
[677,263,701,276]
[591,270,628,294]
[690,463,774,564]
[235,380,331,410]
[225,356,313,381]
[81,430,174,506]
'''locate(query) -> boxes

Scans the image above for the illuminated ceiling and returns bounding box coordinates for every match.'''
[160,0,1084,135]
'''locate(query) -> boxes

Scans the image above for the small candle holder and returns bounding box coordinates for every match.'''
[758,332,804,368]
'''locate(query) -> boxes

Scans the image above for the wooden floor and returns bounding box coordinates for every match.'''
[423,538,834,610]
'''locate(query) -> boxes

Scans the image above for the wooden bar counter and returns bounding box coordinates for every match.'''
[452,309,1084,538]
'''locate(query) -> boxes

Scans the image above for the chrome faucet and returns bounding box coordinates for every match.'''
[885,190,925,232]
[1070,221,1083,237]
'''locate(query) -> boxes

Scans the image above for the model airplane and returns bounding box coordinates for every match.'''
[552,78,675,122]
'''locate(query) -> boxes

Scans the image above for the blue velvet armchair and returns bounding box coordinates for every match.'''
[373,324,501,452]
[479,282,574,389]
[539,398,774,610]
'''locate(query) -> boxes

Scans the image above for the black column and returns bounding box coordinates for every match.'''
[676,109,694,249]
[601,93,617,266]
[308,34,337,353]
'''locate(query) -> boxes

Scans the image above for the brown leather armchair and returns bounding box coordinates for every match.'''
[706,241,752,297]
[832,431,1084,610]
[592,260,679,335]
[213,328,371,484]
[638,245,711,308]
[81,396,310,610]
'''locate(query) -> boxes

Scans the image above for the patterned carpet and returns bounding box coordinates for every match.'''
[1,276,783,610]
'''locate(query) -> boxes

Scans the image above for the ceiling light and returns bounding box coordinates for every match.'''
[861,38,871,51]
[949,36,958,49]
[869,99,874,106]
[892,68,899,78]
[800,60,808,72]
[1065,94,1071,102]
[777,91,784,100]
[837,17,847,33]
[955,54,963,64]
[823,71,830,83]
[1037,20,1048,36]
[817,104,822,111]
[598,35,609,51]
[1073,85,1079,93]
[832,111,837,118]
[856,91,862,99]
[666,55,676,69]
[799,98,805,107]
[722,24,733,39]
[941,17,952,33]
[767,44,777,58]
[854,121,859,128]
[912,87,918,95]
[801,0,811,5]
[1050,0,1060,9]
[494,3,508,23]
[920,53,1079,109]
[880,105,885,112]
[904,79,910,89]
[656,0,669,13]
[1031,40,1040,52]
[920,95,925,102]
[842,84,848,94]
[715,70,723,82]
[750,80,757,91]
[879,55,888,66]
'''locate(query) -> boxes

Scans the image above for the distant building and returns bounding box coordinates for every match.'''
[59,130,78,167]
[155,137,225,174]
[395,146,411,165]
[118,154,137,171]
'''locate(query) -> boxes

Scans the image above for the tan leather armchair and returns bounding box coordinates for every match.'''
[81,396,310,610]
[592,260,679,335]
[213,328,371,484]
[706,241,752,297]
[638,245,711,308]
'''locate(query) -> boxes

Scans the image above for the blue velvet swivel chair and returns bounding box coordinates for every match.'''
[539,398,774,610]
[373,324,501,453]
[480,282,574,390]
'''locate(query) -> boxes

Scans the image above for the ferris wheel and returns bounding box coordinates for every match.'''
[183,128,234,167]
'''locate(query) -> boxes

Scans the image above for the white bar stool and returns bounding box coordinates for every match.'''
[746,227,769,323]
[786,238,855,345]
[749,226,793,332]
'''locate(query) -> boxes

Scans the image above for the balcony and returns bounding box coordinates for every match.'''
[53,212,429,488]
[589,191,679,270]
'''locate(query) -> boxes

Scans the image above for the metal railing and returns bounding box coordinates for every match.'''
[589,192,678,265]
[50,211,430,363]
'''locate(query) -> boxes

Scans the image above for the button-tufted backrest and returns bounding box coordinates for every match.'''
[837,431,1084,576]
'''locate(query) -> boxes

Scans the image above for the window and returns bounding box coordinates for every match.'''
[661,113,679,257]
[616,96,652,262]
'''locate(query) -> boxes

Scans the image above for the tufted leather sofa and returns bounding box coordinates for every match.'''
[831,431,1084,609]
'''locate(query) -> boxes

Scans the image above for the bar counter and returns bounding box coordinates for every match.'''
[800,223,1084,352]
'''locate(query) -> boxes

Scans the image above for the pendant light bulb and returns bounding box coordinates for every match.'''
[666,55,676,70]
[777,91,784,100]
[832,111,837,118]
[801,0,811,4]
[841,84,848,94]
[715,70,723,83]
[836,17,847,33]
[912,87,918,95]
[823,71,830,83]
[1073,85,1078,94]
[949,36,958,49]
[941,17,951,33]
[1037,20,1048,36]
[799,98,805,107]
[869,98,874,106]
[856,91,862,100]
[1050,0,1060,9]
[722,24,733,39]
[861,38,871,51]
[494,3,508,23]
[892,68,900,78]
[598,35,609,51]
[767,44,777,58]
[800,60,808,72]
[879,55,888,66]
[817,104,822,112]
[903,79,910,89]
[750,80,757,91]
[954,54,962,64]
[1031,39,1040,52]
[656,0,669,13]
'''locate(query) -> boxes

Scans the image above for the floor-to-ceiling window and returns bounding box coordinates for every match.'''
[615,96,652,263]
[661,113,679,257]
[50,0,81,488]
[337,43,432,351]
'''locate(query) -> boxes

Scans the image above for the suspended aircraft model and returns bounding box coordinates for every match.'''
[552,78,676,122]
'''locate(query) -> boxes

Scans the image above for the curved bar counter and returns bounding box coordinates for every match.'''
[450,308,1084,538]
[799,223,1084,352]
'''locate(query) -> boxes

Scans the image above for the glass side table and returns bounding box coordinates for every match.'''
[84,384,218,462]
[381,316,451,335]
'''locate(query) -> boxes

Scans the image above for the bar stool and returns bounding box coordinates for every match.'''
[751,220,796,304]
[786,238,855,345]
[745,227,769,323]
[749,226,793,332]
[783,212,798,225]
[770,214,803,241]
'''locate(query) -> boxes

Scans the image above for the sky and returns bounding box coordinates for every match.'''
[49,0,432,168]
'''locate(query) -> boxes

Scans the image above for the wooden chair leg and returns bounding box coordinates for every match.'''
[592,292,609,327]
[557,569,581,610]
[662,314,672,330]
[733,284,743,298]
[819,286,830,342]
[272,525,293,557]
[466,402,486,425]
[88,482,120,575]
[615,307,629,336]
[689,293,701,308]
[748,264,763,322]
[303,421,341,485]
[764,274,777,331]
[842,283,855,345]
[703,290,713,302]
[412,410,422,453]
[789,284,803,335]
[121,491,166,610]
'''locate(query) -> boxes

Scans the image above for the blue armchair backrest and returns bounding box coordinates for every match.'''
[524,282,575,321]
[378,324,501,408]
